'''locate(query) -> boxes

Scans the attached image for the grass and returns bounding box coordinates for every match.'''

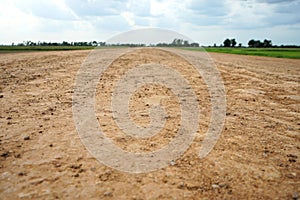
[182,47,300,59]
[0,45,96,53]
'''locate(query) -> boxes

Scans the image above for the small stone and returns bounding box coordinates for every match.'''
[73,173,79,177]
[178,182,185,189]
[55,163,61,168]
[90,167,96,172]
[212,184,220,189]
[99,174,109,181]
[24,136,30,140]
[0,95,3,98]
[292,192,299,200]
[104,191,112,197]
[286,174,296,178]
[170,160,176,166]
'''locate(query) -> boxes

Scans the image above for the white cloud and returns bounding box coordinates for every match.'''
[187,0,230,17]
[121,12,135,26]
[14,0,77,20]
[0,0,299,45]
[126,0,151,17]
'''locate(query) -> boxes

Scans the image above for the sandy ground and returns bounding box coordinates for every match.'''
[0,48,299,199]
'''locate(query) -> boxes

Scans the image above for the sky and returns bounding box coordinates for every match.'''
[0,0,299,46]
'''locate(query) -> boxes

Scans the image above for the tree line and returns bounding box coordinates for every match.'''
[155,38,199,47]
[11,39,199,48]
[8,38,299,48]
[222,38,272,48]
[14,41,103,46]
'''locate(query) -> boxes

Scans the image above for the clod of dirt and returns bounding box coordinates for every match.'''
[23,136,30,140]
[1,152,10,158]
[69,164,82,169]
[287,154,298,159]
[15,154,21,158]
[18,172,26,176]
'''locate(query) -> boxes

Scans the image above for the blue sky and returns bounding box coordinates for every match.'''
[0,0,299,45]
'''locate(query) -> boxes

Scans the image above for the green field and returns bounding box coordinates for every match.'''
[0,45,96,53]
[183,47,300,59]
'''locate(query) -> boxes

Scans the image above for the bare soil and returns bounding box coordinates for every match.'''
[0,48,299,199]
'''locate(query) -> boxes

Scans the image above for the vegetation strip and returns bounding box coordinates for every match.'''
[183,47,300,59]
[1,45,299,60]
[0,46,95,52]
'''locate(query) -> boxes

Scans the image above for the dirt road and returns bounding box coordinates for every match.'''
[0,48,299,199]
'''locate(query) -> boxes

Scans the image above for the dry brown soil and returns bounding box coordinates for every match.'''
[0,48,299,199]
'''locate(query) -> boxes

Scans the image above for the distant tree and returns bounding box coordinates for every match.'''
[170,38,191,47]
[248,39,257,48]
[213,43,217,47]
[92,41,98,46]
[231,39,237,47]
[238,43,242,47]
[62,41,70,46]
[248,39,271,48]
[263,39,272,48]
[177,39,183,46]
[183,40,189,47]
[190,42,199,47]
[223,38,231,47]
[172,38,182,46]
